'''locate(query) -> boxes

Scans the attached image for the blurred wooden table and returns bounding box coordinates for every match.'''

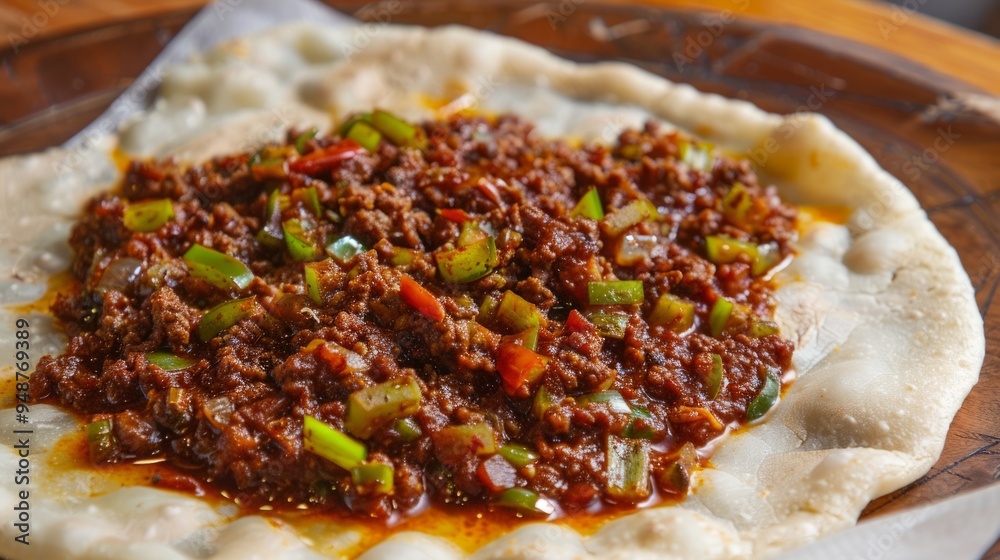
[2,0,1000,94]
[1,0,998,555]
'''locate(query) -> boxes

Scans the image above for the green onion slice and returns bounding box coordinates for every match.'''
[183,244,254,291]
[371,109,426,149]
[346,121,382,152]
[303,414,367,471]
[124,199,174,232]
[351,462,394,494]
[588,280,644,305]
[606,435,651,501]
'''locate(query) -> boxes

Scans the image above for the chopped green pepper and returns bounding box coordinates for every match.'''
[346,121,382,152]
[576,390,631,414]
[303,414,367,470]
[606,435,651,501]
[327,235,367,265]
[648,294,695,333]
[436,237,497,283]
[256,189,287,248]
[434,423,497,464]
[146,351,195,372]
[747,369,780,421]
[494,290,542,333]
[86,418,117,463]
[710,296,734,338]
[393,417,422,443]
[601,199,659,237]
[588,280,644,305]
[457,221,489,247]
[389,246,417,267]
[302,186,322,216]
[722,183,754,229]
[495,488,555,516]
[478,294,500,324]
[707,353,724,400]
[337,112,372,137]
[585,311,628,339]
[351,462,394,494]
[570,187,604,220]
[183,244,254,291]
[197,296,257,342]
[509,326,539,351]
[678,140,715,173]
[623,404,656,440]
[533,385,554,420]
[282,218,322,261]
[750,319,780,337]
[498,443,540,469]
[706,235,780,277]
[123,199,174,232]
[249,146,292,181]
[294,127,318,154]
[304,259,339,304]
[344,377,422,439]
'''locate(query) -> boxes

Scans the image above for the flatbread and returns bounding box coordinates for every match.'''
[0,22,983,560]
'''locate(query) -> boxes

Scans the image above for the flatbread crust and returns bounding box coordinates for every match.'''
[0,23,983,560]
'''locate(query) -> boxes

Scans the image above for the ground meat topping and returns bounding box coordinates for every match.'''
[31,112,796,519]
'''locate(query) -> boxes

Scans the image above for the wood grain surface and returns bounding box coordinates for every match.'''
[0,0,998,556]
[2,0,1000,94]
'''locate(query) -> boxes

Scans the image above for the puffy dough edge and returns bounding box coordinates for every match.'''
[0,22,985,560]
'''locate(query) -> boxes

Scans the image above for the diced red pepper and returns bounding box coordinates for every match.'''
[288,139,363,175]
[564,310,595,334]
[438,208,473,223]
[399,274,445,321]
[477,454,519,493]
[496,342,549,395]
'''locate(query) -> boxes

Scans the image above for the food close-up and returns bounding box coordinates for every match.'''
[0,1,996,559]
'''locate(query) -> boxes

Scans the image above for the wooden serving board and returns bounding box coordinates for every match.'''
[0,0,997,555]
